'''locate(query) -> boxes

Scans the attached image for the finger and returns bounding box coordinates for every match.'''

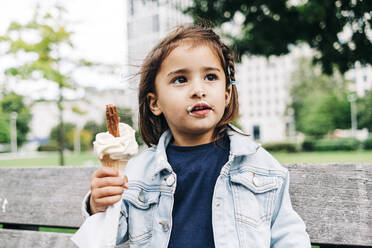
[92,176,125,189]
[93,167,119,179]
[95,194,122,206]
[94,186,124,199]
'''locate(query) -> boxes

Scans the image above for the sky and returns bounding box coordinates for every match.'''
[0,0,127,99]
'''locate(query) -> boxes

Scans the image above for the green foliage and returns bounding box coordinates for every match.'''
[66,129,92,152]
[185,0,372,74]
[37,141,58,152]
[83,121,105,141]
[358,90,372,132]
[313,138,361,151]
[0,4,111,164]
[0,114,10,145]
[48,122,93,151]
[289,58,351,137]
[302,139,317,151]
[262,142,298,153]
[363,137,372,150]
[50,123,76,150]
[117,107,134,127]
[0,93,32,146]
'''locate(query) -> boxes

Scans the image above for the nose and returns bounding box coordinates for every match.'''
[193,91,205,98]
[191,79,206,99]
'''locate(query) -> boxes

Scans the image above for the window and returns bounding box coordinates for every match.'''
[253,125,260,140]
[129,0,134,15]
[152,15,159,32]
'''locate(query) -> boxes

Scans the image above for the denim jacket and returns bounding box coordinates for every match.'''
[86,125,311,247]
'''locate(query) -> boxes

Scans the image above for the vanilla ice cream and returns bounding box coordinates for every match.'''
[93,122,138,160]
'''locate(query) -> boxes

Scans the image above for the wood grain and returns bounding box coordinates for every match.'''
[0,229,129,248]
[0,166,97,228]
[0,164,371,247]
[284,163,372,246]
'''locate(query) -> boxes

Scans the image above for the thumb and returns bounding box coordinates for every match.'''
[123,175,129,189]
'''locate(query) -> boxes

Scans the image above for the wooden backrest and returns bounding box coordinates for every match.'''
[284,163,371,247]
[0,164,371,247]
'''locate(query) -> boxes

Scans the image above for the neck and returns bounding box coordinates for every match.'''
[171,129,216,146]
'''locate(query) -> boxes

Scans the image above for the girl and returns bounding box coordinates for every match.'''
[85,25,311,247]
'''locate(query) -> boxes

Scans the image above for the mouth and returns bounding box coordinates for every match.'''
[187,101,213,117]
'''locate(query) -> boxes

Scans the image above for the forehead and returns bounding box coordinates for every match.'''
[159,42,224,74]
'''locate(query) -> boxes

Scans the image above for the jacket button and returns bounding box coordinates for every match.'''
[253,174,259,187]
[159,221,169,232]
[138,189,146,203]
[165,174,175,186]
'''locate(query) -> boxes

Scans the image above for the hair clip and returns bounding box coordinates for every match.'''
[230,80,237,85]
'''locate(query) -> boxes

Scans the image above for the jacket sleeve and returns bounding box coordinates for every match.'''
[81,191,92,220]
[270,170,311,248]
[116,199,129,245]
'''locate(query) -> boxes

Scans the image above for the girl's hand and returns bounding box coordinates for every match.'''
[89,166,128,215]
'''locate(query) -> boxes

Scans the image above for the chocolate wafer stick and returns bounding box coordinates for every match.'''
[106,104,120,137]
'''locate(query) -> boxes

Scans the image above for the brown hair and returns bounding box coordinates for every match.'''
[138,25,239,147]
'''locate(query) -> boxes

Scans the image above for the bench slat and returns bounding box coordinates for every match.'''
[0,166,97,228]
[0,164,371,246]
[0,229,75,248]
[0,229,129,248]
[284,163,372,246]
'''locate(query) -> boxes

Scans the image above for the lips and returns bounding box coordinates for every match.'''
[187,101,213,117]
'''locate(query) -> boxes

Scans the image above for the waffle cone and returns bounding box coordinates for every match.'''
[101,155,129,176]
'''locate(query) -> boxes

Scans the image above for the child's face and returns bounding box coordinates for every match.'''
[147,43,231,145]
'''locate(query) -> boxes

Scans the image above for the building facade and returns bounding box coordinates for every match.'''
[125,0,372,143]
[125,0,192,127]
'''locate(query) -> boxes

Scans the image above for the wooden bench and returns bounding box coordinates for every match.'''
[0,163,371,247]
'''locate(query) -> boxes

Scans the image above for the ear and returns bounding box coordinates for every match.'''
[225,85,232,107]
[147,92,162,116]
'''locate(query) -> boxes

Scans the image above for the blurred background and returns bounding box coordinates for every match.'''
[0,0,371,166]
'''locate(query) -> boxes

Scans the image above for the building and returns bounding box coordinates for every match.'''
[28,87,131,141]
[125,0,192,126]
[125,0,372,143]
[236,47,314,142]
[345,63,372,97]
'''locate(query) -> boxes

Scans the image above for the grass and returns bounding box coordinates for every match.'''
[0,152,100,167]
[39,226,77,234]
[271,150,372,163]
[2,150,371,167]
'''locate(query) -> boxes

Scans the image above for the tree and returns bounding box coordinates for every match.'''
[50,122,76,151]
[185,0,372,74]
[0,5,111,164]
[0,92,32,147]
[358,90,372,132]
[84,107,144,147]
[288,58,351,137]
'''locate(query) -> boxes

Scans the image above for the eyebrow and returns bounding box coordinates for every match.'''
[167,67,221,77]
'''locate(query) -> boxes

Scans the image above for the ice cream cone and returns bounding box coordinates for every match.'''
[100,154,129,176]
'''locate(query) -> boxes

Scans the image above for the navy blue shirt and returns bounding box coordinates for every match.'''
[166,135,230,248]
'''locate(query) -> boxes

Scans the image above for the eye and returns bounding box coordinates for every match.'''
[205,73,217,81]
[172,76,187,84]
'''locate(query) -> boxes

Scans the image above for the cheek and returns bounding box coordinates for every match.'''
[158,96,185,117]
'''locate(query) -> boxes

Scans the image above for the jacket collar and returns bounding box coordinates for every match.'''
[226,124,260,157]
[152,124,260,176]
